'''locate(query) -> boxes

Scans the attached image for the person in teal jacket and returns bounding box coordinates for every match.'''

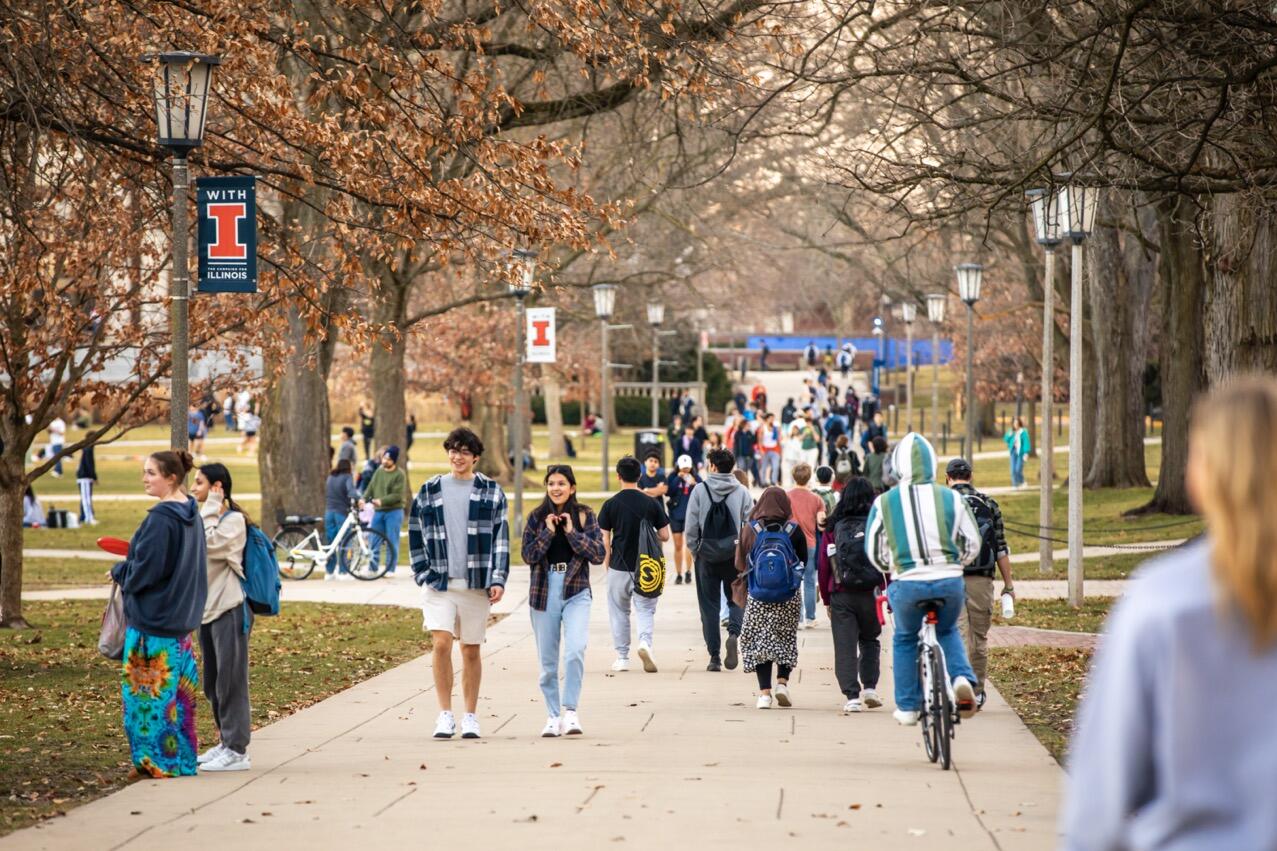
[1004,417,1031,488]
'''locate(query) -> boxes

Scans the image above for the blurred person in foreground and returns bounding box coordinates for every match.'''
[1063,375,1277,850]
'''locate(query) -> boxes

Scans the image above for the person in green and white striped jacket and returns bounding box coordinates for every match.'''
[865,432,981,725]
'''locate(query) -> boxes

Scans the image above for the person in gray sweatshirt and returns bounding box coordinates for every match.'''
[684,447,754,671]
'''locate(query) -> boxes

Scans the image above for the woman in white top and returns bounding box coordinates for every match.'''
[191,463,253,772]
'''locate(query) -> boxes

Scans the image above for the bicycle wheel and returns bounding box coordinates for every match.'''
[341,527,393,580]
[929,649,952,770]
[919,649,940,763]
[273,526,315,580]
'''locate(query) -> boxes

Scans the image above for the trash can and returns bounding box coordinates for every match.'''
[634,430,665,466]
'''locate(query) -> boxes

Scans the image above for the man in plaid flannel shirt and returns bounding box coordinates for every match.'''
[410,427,509,740]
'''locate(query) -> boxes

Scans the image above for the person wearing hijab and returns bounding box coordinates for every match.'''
[733,487,808,709]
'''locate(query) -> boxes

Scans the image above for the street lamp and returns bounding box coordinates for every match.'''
[955,263,983,461]
[509,248,538,535]
[900,301,917,432]
[926,293,947,446]
[871,318,885,397]
[593,283,617,491]
[691,306,710,418]
[1027,187,1064,576]
[647,301,665,428]
[145,51,221,451]
[1057,176,1098,608]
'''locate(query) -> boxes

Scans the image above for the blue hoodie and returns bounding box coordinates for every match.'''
[110,498,208,638]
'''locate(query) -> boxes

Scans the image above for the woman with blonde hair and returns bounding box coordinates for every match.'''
[1063,376,1277,850]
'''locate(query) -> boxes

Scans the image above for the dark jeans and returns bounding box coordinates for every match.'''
[361,431,374,460]
[830,589,881,698]
[755,661,793,690]
[199,605,253,753]
[694,558,742,660]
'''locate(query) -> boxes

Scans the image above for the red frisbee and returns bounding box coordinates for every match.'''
[97,536,130,557]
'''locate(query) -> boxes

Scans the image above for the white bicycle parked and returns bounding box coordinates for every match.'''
[272,502,394,581]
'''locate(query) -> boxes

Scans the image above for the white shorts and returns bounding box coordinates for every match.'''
[421,586,491,645]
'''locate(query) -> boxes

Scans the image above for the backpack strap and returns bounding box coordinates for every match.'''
[782,520,797,536]
[749,519,764,534]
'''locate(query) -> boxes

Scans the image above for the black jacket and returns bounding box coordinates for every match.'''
[75,445,96,481]
[110,498,208,638]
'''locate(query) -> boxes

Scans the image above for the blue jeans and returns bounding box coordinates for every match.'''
[324,510,348,574]
[1009,452,1025,487]
[887,577,976,712]
[759,452,781,486]
[51,443,63,475]
[802,545,818,621]
[370,508,403,574]
[530,571,591,717]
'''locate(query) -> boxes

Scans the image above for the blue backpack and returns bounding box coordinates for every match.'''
[240,523,281,626]
[746,520,802,603]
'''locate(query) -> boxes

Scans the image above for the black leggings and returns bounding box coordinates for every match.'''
[755,662,793,690]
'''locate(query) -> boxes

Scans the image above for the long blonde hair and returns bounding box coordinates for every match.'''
[1190,376,1277,648]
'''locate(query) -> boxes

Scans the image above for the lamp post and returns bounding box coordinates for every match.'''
[593,283,617,491]
[1028,188,1063,577]
[145,52,220,451]
[926,293,947,446]
[510,249,537,535]
[955,264,983,461]
[1058,178,1098,608]
[647,301,665,428]
[900,301,917,431]
[691,306,709,416]
[871,319,884,397]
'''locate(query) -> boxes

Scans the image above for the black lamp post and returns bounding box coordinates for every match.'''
[593,283,617,491]
[145,51,220,451]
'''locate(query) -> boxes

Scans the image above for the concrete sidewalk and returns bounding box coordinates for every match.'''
[5,567,1062,850]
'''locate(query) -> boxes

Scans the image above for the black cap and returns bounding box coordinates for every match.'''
[945,458,973,479]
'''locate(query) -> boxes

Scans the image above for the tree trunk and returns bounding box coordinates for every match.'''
[371,325,407,463]
[0,453,29,628]
[474,392,513,482]
[1027,398,1037,458]
[1133,195,1206,516]
[1085,195,1154,488]
[1204,194,1277,380]
[258,306,333,536]
[543,370,566,457]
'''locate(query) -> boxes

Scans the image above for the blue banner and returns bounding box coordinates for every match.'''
[197,176,257,293]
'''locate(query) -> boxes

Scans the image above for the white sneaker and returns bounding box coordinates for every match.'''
[323,572,335,582]
[893,709,920,726]
[433,711,456,739]
[562,710,583,736]
[461,713,481,739]
[953,676,977,719]
[337,573,354,582]
[802,619,815,630]
[756,694,773,709]
[843,698,863,713]
[637,642,657,673]
[197,743,226,765]
[200,749,250,772]
[540,717,561,738]
[611,657,630,672]
[862,689,883,709]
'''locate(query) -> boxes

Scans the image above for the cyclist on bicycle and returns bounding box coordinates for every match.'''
[865,433,980,725]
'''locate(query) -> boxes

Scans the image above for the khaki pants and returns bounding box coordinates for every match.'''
[958,574,995,693]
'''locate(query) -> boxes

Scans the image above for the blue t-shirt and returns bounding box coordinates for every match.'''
[187,410,206,438]
[638,469,667,492]
[665,471,700,521]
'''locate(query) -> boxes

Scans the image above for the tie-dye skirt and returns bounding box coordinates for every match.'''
[121,628,199,777]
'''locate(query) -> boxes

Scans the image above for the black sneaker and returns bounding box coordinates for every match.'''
[976,691,987,711]
[724,635,739,670]
[707,659,721,672]
[675,573,684,585]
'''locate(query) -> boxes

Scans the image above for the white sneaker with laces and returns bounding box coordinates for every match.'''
[774,682,792,707]
[561,710,583,736]
[540,717,561,737]
[893,709,921,726]
[197,743,226,765]
[611,657,630,672]
[637,642,657,673]
[433,711,456,739]
[862,689,883,709]
[843,698,863,713]
[953,676,977,719]
[461,713,481,739]
[756,694,773,709]
[200,749,250,772]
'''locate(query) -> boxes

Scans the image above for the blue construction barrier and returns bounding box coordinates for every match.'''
[747,335,952,369]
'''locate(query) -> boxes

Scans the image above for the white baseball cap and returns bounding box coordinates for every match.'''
[677,454,694,469]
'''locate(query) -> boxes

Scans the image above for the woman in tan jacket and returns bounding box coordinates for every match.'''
[191,463,252,772]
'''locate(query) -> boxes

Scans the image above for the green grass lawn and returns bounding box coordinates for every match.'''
[988,646,1092,763]
[1024,551,1162,581]
[997,597,1116,634]
[0,600,429,836]
[996,486,1201,555]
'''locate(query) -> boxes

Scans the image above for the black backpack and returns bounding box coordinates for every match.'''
[833,516,883,591]
[698,487,740,578]
[961,491,999,572]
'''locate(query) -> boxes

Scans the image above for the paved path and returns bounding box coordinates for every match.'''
[1007,540,1185,566]
[5,569,1063,850]
[990,626,1099,650]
